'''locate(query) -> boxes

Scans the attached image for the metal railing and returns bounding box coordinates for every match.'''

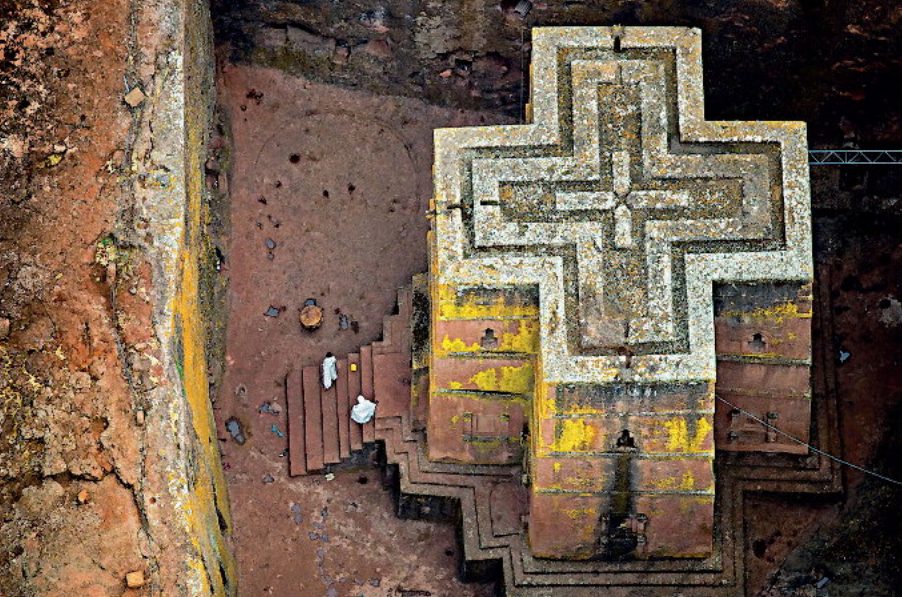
[809,150,902,165]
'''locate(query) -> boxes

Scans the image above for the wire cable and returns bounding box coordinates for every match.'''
[715,395,902,487]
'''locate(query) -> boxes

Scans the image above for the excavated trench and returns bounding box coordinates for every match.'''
[206,2,902,595]
[0,1,900,596]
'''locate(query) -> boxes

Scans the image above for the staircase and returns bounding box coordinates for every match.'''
[287,286,414,476]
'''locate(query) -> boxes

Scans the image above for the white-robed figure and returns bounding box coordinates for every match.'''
[351,394,377,424]
[321,352,338,389]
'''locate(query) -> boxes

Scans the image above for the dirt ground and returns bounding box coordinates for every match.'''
[752,212,902,596]
[215,63,506,596]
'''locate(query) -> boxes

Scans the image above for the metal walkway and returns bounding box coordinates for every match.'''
[809,150,902,165]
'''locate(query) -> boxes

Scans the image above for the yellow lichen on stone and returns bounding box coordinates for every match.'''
[436,284,539,320]
[439,335,481,354]
[720,300,812,326]
[661,416,713,454]
[552,419,597,452]
[469,363,534,394]
[500,320,540,353]
[649,471,703,492]
[436,320,540,357]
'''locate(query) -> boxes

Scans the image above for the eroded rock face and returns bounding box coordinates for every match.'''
[213,0,902,144]
[1,0,233,594]
[0,4,144,593]
[2,476,146,596]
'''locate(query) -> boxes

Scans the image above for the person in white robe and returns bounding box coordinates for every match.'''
[351,394,377,424]
[321,352,338,389]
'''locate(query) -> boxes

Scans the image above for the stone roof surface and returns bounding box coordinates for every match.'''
[431,26,812,386]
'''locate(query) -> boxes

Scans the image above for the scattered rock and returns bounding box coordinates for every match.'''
[878,296,902,327]
[123,87,145,108]
[0,317,10,339]
[270,424,284,438]
[324,472,335,481]
[338,313,349,330]
[77,489,90,504]
[262,473,275,484]
[290,502,303,524]
[333,45,350,65]
[225,417,247,445]
[125,570,145,588]
[264,306,280,317]
[258,401,276,414]
[265,238,276,250]
[246,88,264,104]
[269,401,282,415]
[839,348,851,363]
[363,39,392,60]
[135,408,145,426]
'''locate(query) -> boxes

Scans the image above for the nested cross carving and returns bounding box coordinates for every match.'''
[556,150,690,250]
[433,28,810,379]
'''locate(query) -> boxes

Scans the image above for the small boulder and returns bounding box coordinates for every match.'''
[124,87,146,108]
[125,570,145,588]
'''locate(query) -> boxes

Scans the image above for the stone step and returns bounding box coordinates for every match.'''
[373,314,404,356]
[359,344,376,443]
[336,358,351,460]
[301,365,324,472]
[321,372,341,466]
[410,274,430,372]
[372,314,394,355]
[397,285,413,318]
[373,352,411,419]
[397,314,411,355]
[286,368,307,476]
[347,353,363,451]
[410,366,429,433]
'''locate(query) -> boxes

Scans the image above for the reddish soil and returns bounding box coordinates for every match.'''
[215,63,507,596]
[0,1,157,594]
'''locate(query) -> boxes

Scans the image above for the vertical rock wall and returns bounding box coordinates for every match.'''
[0,0,235,594]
